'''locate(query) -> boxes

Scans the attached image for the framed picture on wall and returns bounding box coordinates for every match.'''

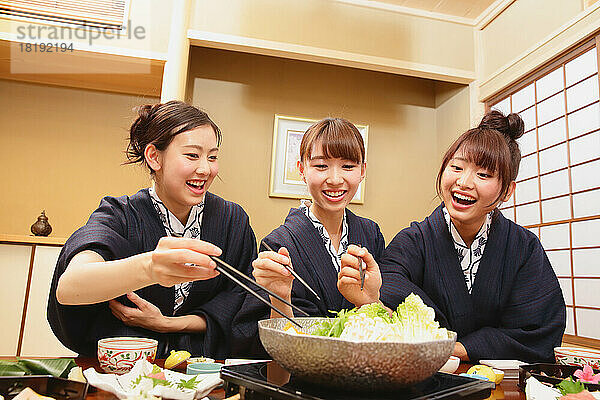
[269,115,368,204]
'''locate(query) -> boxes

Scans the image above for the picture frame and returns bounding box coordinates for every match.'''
[268,115,368,204]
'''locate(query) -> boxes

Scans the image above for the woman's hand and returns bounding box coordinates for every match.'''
[146,237,222,287]
[109,292,170,332]
[452,342,469,361]
[252,247,294,302]
[337,245,382,307]
[109,292,208,333]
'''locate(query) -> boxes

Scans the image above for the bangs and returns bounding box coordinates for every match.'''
[436,128,513,205]
[457,129,507,174]
[302,118,365,164]
[319,131,363,164]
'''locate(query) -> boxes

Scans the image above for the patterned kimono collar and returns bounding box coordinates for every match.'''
[298,200,348,272]
[442,206,492,294]
[148,187,204,238]
[148,187,204,312]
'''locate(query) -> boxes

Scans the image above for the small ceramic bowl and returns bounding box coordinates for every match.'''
[186,362,222,375]
[97,337,158,374]
[555,347,600,369]
[439,355,460,374]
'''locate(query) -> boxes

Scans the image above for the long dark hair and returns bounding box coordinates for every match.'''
[436,110,525,205]
[126,101,221,173]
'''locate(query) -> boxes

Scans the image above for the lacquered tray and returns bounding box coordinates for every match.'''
[518,363,600,391]
[0,375,89,400]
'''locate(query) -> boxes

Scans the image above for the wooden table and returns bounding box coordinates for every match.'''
[76,358,526,399]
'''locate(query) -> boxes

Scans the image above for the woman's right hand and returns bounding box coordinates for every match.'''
[147,236,222,287]
[252,247,294,302]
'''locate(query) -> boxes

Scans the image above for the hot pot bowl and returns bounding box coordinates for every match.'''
[258,317,457,391]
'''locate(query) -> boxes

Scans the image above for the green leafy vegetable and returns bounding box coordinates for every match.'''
[0,360,29,376]
[357,302,392,322]
[151,365,162,374]
[0,358,76,378]
[177,375,199,390]
[310,294,448,342]
[557,377,586,395]
[312,308,355,337]
[149,377,171,388]
[130,375,143,387]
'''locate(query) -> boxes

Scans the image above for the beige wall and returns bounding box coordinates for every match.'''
[187,47,469,242]
[435,82,471,155]
[0,79,155,237]
[477,0,600,100]
[191,0,475,82]
[479,0,583,81]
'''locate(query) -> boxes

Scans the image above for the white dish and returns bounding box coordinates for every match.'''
[439,356,460,374]
[479,359,524,370]
[479,359,523,379]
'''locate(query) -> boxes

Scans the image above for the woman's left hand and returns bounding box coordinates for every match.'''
[337,245,382,307]
[109,292,169,333]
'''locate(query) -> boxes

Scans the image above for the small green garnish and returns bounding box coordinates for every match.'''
[151,365,162,374]
[130,375,143,387]
[177,375,199,390]
[149,377,171,388]
[557,377,586,395]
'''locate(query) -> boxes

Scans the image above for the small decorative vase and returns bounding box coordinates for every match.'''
[31,210,52,236]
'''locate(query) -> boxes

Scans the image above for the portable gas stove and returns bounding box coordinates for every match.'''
[221,361,494,400]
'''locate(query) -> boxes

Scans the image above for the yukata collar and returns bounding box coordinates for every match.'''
[442,206,492,248]
[298,200,349,258]
[148,186,204,238]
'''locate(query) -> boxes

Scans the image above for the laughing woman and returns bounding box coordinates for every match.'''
[338,110,566,363]
[48,101,257,358]
[232,118,385,357]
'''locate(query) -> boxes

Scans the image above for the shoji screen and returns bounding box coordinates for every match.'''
[488,37,600,346]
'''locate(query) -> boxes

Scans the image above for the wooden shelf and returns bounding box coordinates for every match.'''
[0,234,66,246]
[0,39,165,97]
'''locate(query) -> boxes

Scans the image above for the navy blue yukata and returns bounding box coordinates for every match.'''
[231,207,385,357]
[47,189,257,359]
[379,204,566,363]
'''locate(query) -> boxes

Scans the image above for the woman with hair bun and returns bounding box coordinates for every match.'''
[339,110,566,363]
[48,101,257,359]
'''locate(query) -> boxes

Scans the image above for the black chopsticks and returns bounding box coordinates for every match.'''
[359,259,365,291]
[209,256,307,329]
[260,241,322,302]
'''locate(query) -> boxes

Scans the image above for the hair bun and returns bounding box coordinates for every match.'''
[127,104,155,164]
[136,104,154,123]
[479,110,524,141]
[506,112,525,140]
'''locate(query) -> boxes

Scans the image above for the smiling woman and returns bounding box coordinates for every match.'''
[341,110,566,364]
[47,101,257,359]
[232,118,385,357]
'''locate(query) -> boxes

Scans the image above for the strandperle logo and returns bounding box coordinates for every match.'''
[16,20,146,46]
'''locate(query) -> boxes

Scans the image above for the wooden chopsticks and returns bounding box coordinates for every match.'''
[209,256,307,329]
[260,241,322,302]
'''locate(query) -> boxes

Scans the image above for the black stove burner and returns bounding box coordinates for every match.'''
[221,362,494,400]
